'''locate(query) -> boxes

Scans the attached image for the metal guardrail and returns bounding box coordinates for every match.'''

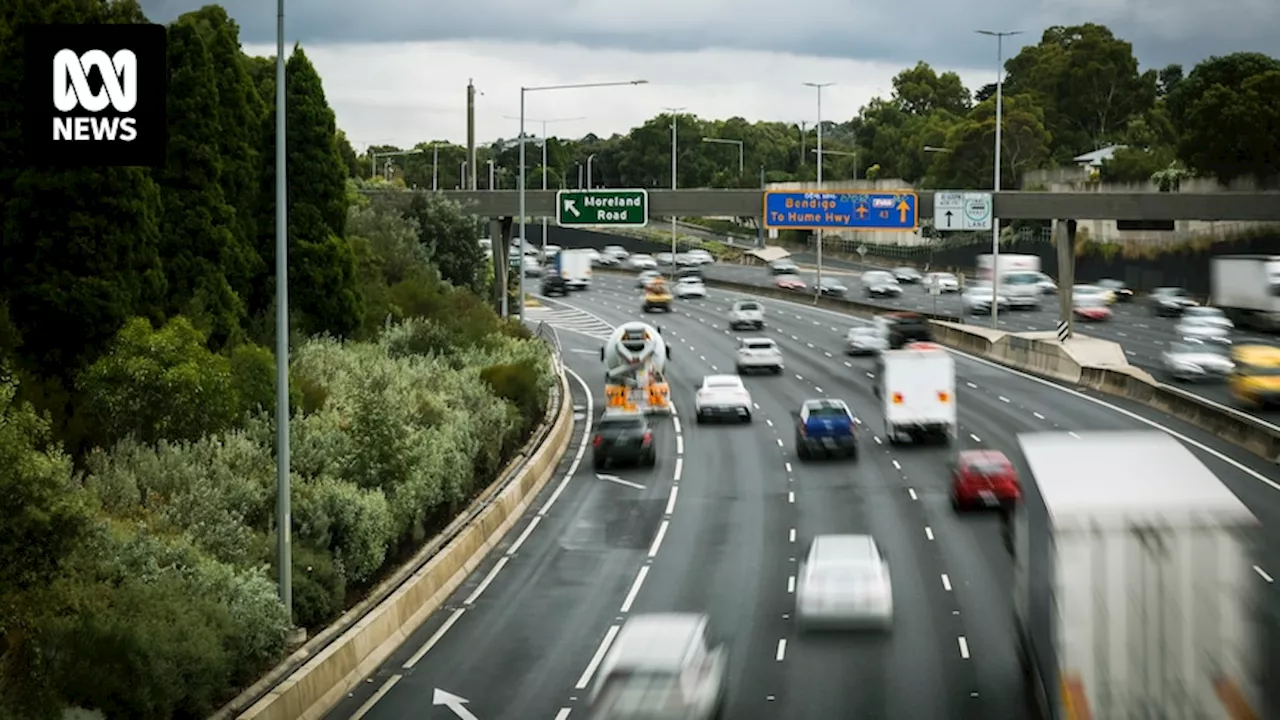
[211,335,567,718]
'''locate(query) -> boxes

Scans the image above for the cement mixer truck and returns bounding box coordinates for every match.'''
[600,321,672,414]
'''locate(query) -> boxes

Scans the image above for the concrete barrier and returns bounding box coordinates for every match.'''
[230,365,576,720]
[595,268,1280,464]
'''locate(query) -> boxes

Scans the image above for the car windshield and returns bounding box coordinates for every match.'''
[806,405,848,418]
[679,277,701,284]
[1003,273,1039,286]
[1172,342,1227,356]
[706,379,741,389]
[600,416,645,431]
[1098,279,1123,289]
[865,273,896,283]
[964,459,1011,475]
[812,565,877,588]
[744,341,775,350]
[1157,288,1188,297]
[737,302,759,311]
[1075,296,1105,307]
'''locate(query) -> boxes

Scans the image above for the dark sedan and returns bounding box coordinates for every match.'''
[592,409,657,470]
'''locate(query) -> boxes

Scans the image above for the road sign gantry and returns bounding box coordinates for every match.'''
[762,190,918,231]
[556,189,649,227]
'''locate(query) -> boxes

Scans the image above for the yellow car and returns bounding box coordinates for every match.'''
[1229,344,1280,408]
[643,280,673,313]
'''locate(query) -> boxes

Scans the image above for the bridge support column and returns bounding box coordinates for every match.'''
[1055,219,1077,342]
[492,217,512,317]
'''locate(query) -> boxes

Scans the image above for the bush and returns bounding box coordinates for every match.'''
[289,543,345,630]
[481,360,548,436]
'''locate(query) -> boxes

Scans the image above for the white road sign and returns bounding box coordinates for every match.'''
[933,191,993,231]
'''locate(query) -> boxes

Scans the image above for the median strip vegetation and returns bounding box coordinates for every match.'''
[0,4,548,718]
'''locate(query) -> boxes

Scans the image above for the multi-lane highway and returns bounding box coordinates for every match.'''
[691,261,1280,426]
[327,270,1278,720]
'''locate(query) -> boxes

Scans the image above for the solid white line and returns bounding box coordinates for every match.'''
[908,488,918,500]
[941,573,952,591]
[403,608,466,668]
[540,368,594,516]
[576,625,621,689]
[925,526,935,540]
[676,436,684,455]
[788,491,795,503]
[673,457,683,481]
[775,639,787,661]
[1256,565,1275,583]
[348,674,403,720]
[463,556,509,605]
[554,709,572,720]
[505,515,542,556]
[620,566,650,612]
[787,575,795,593]
[789,528,796,542]
[958,636,970,659]
[665,486,679,515]
[648,520,669,557]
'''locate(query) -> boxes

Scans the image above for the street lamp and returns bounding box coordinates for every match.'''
[701,137,744,176]
[976,28,1022,328]
[810,147,857,178]
[663,107,686,277]
[586,153,598,188]
[272,0,292,628]
[517,80,648,319]
[505,115,585,258]
[487,159,495,190]
[803,82,834,301]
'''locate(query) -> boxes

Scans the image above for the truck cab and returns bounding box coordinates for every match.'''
[643,279,673,313]
[792,399,858,460]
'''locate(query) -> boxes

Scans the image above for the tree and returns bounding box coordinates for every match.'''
[928,94,1052,189]
[155,21,245,348]
[406,194,486,292]
[1168,53,1280,183]
[891,62,972,117]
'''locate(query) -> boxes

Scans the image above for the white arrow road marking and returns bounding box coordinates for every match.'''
[597,473,645,489]
[565,199,580,217]
[433,689,479,720]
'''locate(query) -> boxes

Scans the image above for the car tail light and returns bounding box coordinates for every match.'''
[937,391,950,402]
[892,392,904,404]
[641,431,652,446]
[592,434,603,447]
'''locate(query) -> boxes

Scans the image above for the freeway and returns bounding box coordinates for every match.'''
[687,262,1280,426]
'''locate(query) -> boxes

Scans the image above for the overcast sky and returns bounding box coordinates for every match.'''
[142,0,1280,149]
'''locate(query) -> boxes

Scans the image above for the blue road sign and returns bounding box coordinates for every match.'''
[763,190,919,231]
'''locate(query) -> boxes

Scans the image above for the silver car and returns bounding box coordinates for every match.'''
[1182,306,1234,330]
[587,613,728,720]
[1161,340,1235,382]
[962,283,1008,315]
[796,534,893,631]
[862,270,903,298]
[845,326,888,355]
[924,272,960,293]
[1175,316,1232,345]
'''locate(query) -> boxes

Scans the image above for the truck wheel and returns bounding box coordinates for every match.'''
[742,410,752,423]
[772,366,782,375]
[695,412,706,425]
[797,444,810,461]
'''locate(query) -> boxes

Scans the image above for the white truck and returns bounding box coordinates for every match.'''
[600,321,672,414]
[873,344,956,444]
[1210,255,1280,331]
[1013,431,1269,720]
[978,253,1043,310]
[555,248,593,290]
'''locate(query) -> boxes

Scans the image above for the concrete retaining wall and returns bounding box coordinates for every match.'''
[233,366,576,720]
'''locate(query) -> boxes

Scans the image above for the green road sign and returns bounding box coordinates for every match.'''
[556,189,649,227]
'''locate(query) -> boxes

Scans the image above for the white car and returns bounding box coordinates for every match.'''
[603,245,629,262]
[1034,272,1058,294]
[845,326,888,355]
[923,272,960,293]
[862,270,903,298]
[735,337,783,374]
[796,534,893,631]
[1181,306,1234,330]
[656,252,675,266]
[587,614,727,720]
[694,374,752,423]
[1161,340,1234,382]
[674,276,707,299]
[962,283,1008,315]
[1176,316,1232,344]
[728,300,764,330]
[627,253,657,270]
[687,249,714,265]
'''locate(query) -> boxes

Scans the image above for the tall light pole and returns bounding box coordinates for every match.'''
[518,80,648,318]
[505,115,584,256]
[803,82,834,301]
[586,153,597,188]
[701,137,744,176]
[273,0,292,626]
[977,29,1022,328]
[487,159,495,190]
[663,107,686,277]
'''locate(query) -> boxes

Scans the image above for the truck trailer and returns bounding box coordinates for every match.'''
[600,321,672,414]
[873,344,956,444]
[1013,431,1268,720]
[1210,255,1280,331]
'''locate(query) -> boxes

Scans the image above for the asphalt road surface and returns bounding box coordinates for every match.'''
[689,262,1280,429]
[328,274,1278,720]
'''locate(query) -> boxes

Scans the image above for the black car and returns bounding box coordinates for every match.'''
[592,409,657,470]
[541,270,568,296]
[882,312,932,349]
[1097,278,1135,303]
[893,266,923,284]
[1148,287,1197,317]
[819,281,848,297]
[768,260,800,275]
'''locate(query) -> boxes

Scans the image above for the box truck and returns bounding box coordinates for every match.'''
[1013,431,1268,720]
[873,344,956,444]
[556,248,593,290]
[1210,255,1280,331]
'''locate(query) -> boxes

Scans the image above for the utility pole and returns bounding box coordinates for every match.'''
[273,0,292,628]
[977,29,1022,329]
[804,82,834,301]
[663,107,686,277]
[466,80,478,190]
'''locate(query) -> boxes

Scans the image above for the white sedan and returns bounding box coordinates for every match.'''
[796,534,893,631]
[673,276,707,299]
[694,374,752,423]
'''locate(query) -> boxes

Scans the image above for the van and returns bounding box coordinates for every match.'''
[998,270,1043,310]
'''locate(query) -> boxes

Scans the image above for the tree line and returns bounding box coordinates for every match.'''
[368,24,1280,193]
[1,2,532,718]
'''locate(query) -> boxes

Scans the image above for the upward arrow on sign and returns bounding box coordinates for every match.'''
[943,210,954,227]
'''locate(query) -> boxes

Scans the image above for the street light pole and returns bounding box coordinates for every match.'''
[517,80,648,319]
[273,0,292,626]
[586,153,597,188]
[804,82,834,301]
[663,107,686,277]
[487,159,495,190]
[505,115,585,256]
[701,137,745,177]
[977,29,1022,329]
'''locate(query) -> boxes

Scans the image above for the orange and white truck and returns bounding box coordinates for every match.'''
[600,321,671,414]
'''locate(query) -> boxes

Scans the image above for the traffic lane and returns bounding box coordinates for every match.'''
[561,289,800,716]
[651,291,984,718]
[328,351,627,720]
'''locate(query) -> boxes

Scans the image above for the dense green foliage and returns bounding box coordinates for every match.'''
[0,2,551,718]
[369,24,1280,191]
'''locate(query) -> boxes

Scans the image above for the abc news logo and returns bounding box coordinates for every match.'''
[24,24,167,167]
[53,49,139,142]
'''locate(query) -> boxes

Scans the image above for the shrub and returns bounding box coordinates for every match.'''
[292,475,393,585]
[289,543,345,630]
[481,360,547,436]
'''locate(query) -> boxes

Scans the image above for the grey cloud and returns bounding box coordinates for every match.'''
[139,0,1280,72]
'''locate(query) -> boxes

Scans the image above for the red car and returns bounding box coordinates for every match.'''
[1073,301,1112,322]
[950,450,1021,511]
[774,274,807,291]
